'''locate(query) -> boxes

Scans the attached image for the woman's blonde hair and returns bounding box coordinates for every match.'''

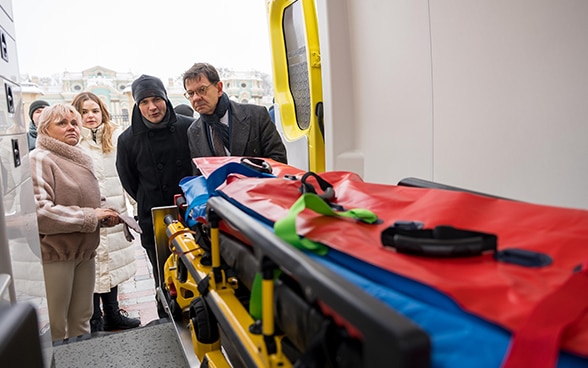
[71,92,116,154]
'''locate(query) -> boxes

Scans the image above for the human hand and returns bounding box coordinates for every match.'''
[96,208,122,228]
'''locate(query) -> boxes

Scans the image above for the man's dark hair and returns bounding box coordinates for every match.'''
[182,62,221,89]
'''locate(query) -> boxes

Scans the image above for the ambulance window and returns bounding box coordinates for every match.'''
[283,1,311,130]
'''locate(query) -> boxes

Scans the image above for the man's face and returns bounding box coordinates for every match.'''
[32,107,45,127]
[138,96,167,124]
[184,76,222,116]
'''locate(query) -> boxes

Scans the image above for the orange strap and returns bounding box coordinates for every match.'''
[167,228,200,256]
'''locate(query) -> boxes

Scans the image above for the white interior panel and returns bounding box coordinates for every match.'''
[318,0,588,209]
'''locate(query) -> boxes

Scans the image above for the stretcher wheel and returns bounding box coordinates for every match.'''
[169,298,183,321]
[189,297,219,344]
[160,283,182,321]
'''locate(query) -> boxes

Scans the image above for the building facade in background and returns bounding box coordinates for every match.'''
[21,66,273,128]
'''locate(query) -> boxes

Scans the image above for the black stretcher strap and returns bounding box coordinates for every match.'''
[381,224,552,267]
[381,225,497,257]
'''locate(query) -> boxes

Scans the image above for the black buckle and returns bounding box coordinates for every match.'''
[381,224,497,257]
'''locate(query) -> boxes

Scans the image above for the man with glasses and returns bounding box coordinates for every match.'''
[116,74,194,319]
[182,62,287,174]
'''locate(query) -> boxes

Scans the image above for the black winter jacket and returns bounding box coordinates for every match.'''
[116,101,194,250]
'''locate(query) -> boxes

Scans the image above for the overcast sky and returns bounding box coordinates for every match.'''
[12,0,273,80]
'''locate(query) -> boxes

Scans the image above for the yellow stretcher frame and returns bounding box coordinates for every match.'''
[160,212,292,368]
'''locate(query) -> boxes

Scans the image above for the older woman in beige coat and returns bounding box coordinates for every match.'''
[31,104,120,341]
[73,92,140,332]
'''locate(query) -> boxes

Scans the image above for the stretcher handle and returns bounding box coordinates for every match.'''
[381,225,497,257]
[164,214,176,226]
[240,157,272,174]
[298,172,335,201]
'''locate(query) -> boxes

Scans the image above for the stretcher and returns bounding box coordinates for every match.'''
[153,157,588,368]
[154,195,429,367]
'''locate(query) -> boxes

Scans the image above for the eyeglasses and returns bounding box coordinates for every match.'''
[184,83,215,99]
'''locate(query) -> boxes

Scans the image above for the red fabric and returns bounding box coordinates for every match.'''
[194,157,588,357]
[503,262,588,367]
[195,156,306,178]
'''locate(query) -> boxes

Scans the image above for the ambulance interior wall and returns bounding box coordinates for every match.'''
[317,0,588,210]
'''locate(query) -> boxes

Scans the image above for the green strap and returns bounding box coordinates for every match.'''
[249,273,263,320]
[250,193,377,319]
[249,270,282,320]
[273,192,378,256]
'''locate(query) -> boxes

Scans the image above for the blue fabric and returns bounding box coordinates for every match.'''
[205,162,275,195]
[180,162,276,227]
[313,250,588,368]
[312,251,509,368]
[179,175,210,227]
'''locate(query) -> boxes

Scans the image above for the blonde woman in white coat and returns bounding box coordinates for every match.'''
[73,92,140,332]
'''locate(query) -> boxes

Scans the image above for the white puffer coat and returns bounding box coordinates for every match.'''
[79,124,136,293]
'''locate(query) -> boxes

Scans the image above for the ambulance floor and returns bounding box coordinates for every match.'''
[52,319,190,368]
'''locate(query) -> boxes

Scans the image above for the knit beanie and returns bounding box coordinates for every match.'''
[28,100,50,120]
[174,104,194,117]
[132,75,167,103]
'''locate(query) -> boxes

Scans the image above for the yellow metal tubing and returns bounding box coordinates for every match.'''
[262,278,275,336]
[210,226,221,269]
[202,350,232,368]
[165,219,292,367]
[209,288,291,368]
